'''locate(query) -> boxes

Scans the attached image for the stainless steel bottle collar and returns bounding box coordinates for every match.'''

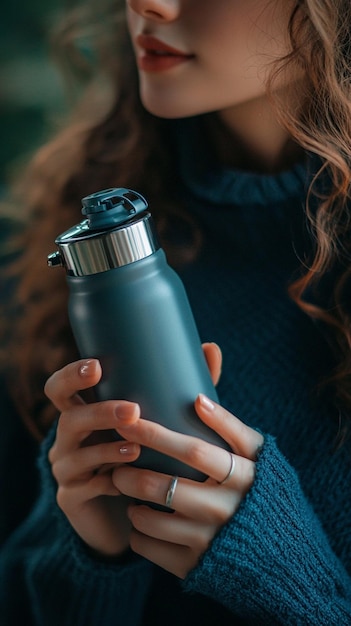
[48,212,160,277]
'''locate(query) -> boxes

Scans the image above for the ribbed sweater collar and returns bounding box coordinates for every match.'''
[172,116,312,208]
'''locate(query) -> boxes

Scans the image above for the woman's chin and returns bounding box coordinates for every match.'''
[139,90,200,120]
[141,101,191,120]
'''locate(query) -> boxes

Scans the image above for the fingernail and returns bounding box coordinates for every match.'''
[198,394,215,412]
[114,402,139,422]
[119,443,138,456]
[79,359,97,377]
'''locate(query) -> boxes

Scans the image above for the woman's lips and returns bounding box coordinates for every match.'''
[136,34,194,72]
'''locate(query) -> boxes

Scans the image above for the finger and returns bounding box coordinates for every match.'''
[44,359,102,412]
[113,461,252,521]
[53,400,140,452]
[114,413,238,484]
[195,394,264,461]
[115,404,256,485]
[128,504,216,549]
[50,440,140,484]
[56,473,122,511]
[202,342,222,386]
[130,530,192,579]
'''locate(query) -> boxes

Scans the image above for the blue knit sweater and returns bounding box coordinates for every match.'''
[1,117,351,625]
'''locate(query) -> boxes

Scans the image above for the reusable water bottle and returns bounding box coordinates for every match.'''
[48,188,230,481]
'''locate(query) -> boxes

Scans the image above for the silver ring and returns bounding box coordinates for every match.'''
[165,476,178,508]
[219,454,236,485]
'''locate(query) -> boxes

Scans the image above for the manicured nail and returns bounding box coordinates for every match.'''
[119,443,138,455]
[79,359,97,377]
[114,402,139,422]
[198,394,215,412]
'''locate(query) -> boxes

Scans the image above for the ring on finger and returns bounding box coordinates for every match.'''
[219,453,236,485]
[165,475,178,508]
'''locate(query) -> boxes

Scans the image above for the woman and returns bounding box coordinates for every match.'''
[1,0,350,623]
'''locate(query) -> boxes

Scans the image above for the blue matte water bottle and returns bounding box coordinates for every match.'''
[48,188,230,481]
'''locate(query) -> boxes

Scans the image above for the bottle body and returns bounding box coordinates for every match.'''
[48,189,231,481]
[68,248,230,480]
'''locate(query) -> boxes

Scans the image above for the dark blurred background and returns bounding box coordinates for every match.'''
[0,0,66,195]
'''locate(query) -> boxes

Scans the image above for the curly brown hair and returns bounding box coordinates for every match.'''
[2,0,351,440]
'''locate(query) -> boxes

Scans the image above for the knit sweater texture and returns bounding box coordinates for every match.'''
[0,116,351,625]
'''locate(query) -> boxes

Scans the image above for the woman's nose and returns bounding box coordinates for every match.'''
[127,0,180,22]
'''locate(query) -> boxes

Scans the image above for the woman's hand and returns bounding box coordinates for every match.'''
[111,389,264,579]
[44,343,222,558]
[45,358,142,557]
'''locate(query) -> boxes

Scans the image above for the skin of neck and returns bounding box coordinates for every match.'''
[208,90,303,174]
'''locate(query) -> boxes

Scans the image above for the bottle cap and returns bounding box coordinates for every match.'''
[47,188,159,276]
[81,188,148,229]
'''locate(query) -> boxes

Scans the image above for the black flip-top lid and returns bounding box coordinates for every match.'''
[81,188,148,229]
